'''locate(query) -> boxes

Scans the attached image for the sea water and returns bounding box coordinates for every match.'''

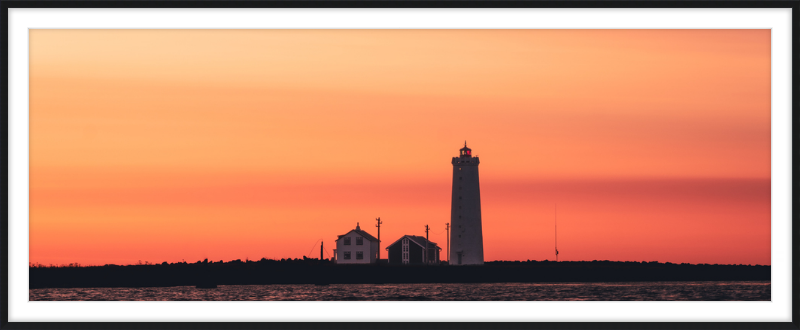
[29,281,769,301]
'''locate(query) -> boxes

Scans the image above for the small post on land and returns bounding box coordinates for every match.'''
[445,223,450,263]
[375,217,382,261]
[425,224,430,265]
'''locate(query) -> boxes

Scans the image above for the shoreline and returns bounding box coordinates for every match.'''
[30,260,770,289]
[29,280,772,291]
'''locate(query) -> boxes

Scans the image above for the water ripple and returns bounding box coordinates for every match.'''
[30,281,770,301]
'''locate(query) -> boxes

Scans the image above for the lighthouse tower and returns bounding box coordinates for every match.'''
[449,142,484,265]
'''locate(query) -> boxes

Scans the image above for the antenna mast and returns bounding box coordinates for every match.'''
[555,204,559,262]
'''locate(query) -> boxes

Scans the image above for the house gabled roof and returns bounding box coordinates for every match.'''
[385,235,442,250]
[407,236,442,250]
[336,229,380,242]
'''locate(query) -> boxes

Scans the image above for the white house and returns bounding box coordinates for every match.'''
[334,223,380,264]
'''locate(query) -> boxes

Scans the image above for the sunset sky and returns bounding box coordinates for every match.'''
[29,29,770,266]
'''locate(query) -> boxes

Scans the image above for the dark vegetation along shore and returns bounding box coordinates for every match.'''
[29,258,770,289]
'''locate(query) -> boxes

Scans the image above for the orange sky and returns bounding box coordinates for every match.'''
[29,29,770,266]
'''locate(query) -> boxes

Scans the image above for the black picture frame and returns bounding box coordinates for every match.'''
[3,1,797,329]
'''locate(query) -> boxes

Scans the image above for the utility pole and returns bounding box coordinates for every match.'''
[375,217,382,261]
[320,241,324,261]
[425,224,430,265]
[445,223,450,263]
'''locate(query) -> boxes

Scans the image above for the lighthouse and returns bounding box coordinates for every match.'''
[449,142,484,265]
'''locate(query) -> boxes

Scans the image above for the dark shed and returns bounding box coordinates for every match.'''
[385,235,441,265]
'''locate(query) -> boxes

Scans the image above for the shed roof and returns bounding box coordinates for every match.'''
[385,235,442,250]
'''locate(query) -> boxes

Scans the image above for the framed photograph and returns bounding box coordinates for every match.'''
[4,1,796,329]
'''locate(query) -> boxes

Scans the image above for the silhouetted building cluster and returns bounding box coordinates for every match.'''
[332,143,483,266]
[333,223,441,265]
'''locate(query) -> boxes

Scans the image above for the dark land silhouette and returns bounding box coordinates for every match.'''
[29,259,769,289]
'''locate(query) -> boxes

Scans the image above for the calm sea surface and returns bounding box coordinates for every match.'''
[30,281,769,301]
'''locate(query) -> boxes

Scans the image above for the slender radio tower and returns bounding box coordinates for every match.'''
[375,217,382,261]
[555,204,559,262]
